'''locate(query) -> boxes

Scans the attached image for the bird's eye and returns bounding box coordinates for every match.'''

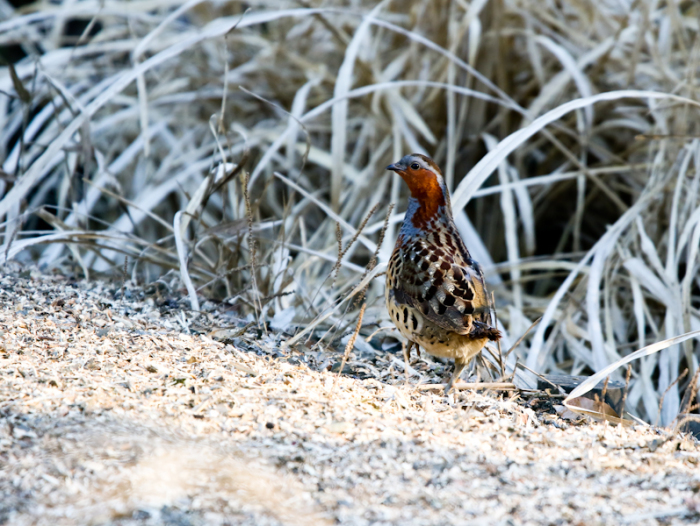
[410,162,420,170]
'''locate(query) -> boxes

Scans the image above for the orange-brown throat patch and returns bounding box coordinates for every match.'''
[399,168,446,226]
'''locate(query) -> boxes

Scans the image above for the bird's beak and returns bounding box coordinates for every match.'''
[386,163,400,172]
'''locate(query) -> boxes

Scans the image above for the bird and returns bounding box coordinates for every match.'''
[385,153,501,394]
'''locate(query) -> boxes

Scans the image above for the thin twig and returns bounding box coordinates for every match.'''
[504,317,542,360]
[353,203,393,308]
[515,362,567,395]
[365,325,396,343]
[656,369,688,426]
[490,290,505,379]
[330,302,366,395]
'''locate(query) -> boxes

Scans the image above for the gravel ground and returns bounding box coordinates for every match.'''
[1,269,699,526]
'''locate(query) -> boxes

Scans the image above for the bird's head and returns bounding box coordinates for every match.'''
[387,153,450,222]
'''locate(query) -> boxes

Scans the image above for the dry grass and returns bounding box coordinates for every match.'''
[1,0,700,429]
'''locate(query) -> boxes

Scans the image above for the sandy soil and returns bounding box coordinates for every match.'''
[1,269,699,526]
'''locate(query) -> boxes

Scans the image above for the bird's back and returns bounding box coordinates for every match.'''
[386,210,494,339]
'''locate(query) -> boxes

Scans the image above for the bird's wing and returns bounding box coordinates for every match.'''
[390,228,496,337]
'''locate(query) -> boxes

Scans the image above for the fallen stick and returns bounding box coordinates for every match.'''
[416,382,517,391]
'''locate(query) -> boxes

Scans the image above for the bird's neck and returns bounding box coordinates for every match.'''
[401,192,452,237]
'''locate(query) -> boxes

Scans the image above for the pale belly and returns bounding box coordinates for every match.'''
[385,289,487,362]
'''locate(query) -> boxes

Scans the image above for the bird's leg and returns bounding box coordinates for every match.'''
[444,357,468,395]
[403,341,415,385]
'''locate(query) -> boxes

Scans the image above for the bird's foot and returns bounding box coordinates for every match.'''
[444,360,468,395]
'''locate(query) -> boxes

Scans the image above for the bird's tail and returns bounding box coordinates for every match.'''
[471,321,502,341]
